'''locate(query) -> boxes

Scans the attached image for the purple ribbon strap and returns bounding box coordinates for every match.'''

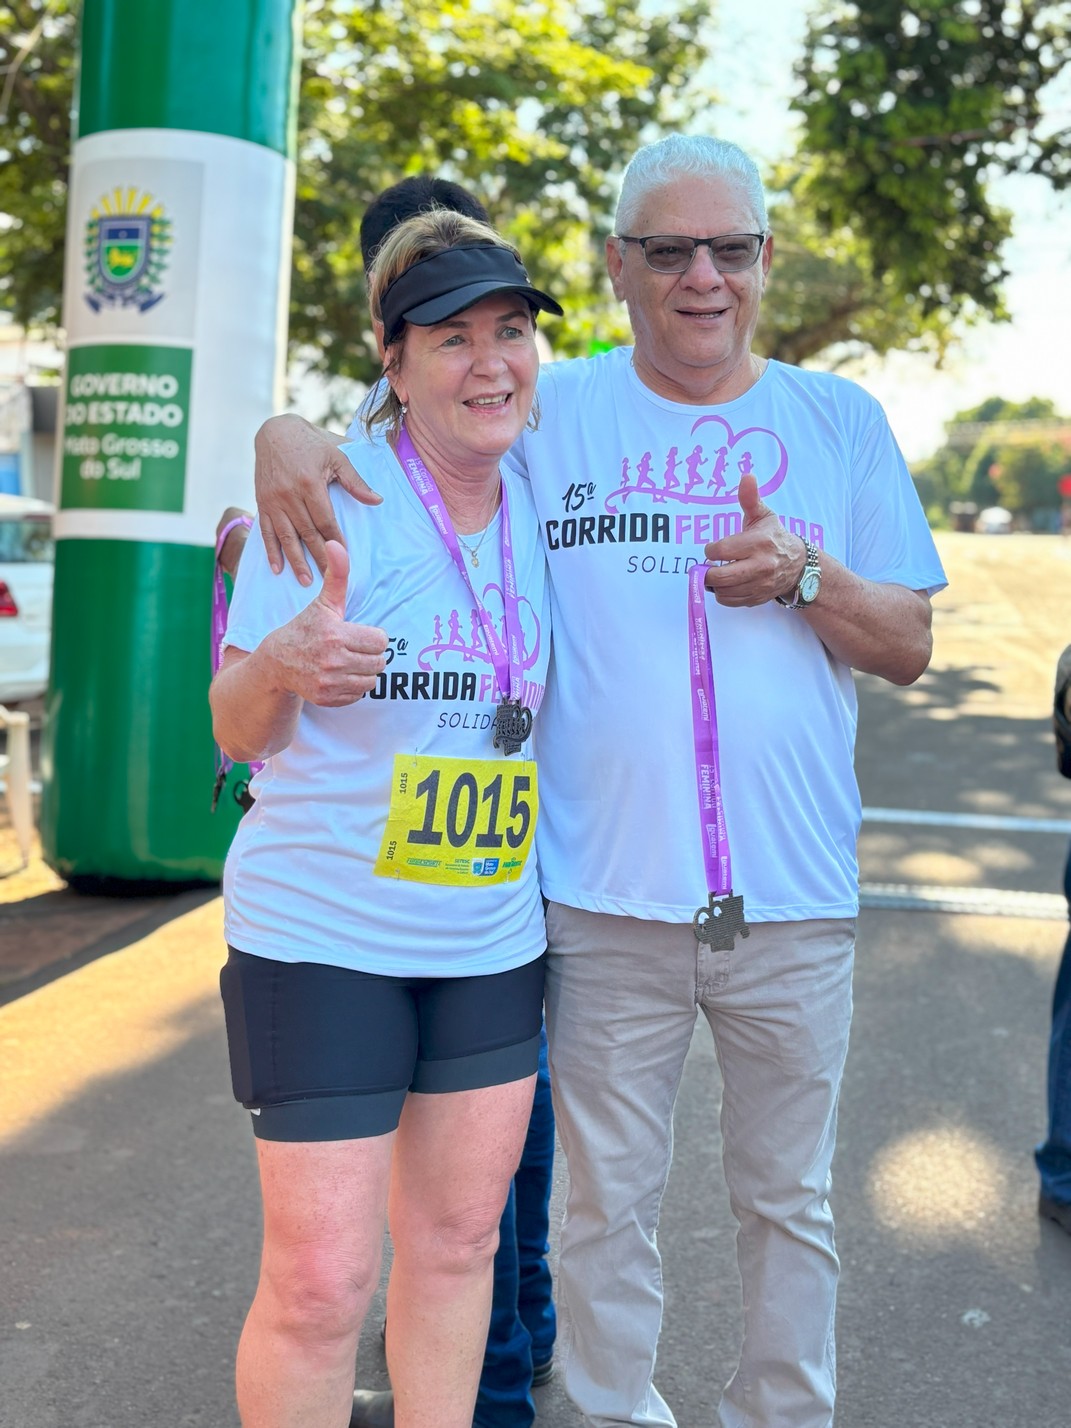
[688,564,749,948]
[396,425,531,750]
[212,515,262,811]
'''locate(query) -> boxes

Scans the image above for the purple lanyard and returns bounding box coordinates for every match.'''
[211,517,250,679]
[688,564,749,949]
[211,515,263,811]
[396,424,525,707]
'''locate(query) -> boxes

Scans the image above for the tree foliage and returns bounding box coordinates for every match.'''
[756,175,967,367]
[990,438,1069,516]
[0,0,78,335]
[0,0,712,381]
[911,396,1071,521]
[292,0,712,379]
[781,1,1070,364]
[3,0,1070,381]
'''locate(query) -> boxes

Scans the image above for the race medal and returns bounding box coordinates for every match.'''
[375,753,538,886]
[692,891,750,952]
[493,699,533,757]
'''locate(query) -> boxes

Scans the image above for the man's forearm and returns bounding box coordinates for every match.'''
[255,412,348,453]
[803,558,933,685]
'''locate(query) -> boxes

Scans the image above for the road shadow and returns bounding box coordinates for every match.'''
[0,884,219,1007]
[655,903,1071,1428]
[856,666,1060,820]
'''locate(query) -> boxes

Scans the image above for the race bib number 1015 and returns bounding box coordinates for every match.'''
[374,754,538,886]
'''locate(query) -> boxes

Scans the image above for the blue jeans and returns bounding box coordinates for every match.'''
[475,1026,556,1428]
[1035,841,1071,1205]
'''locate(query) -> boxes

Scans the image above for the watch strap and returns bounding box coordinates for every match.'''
[775,539,821,609]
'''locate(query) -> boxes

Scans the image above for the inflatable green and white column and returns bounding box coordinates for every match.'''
[41,0,301,886]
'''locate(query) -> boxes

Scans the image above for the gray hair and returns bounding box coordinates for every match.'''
[614,136,769,235]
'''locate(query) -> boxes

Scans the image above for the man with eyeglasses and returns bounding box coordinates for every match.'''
[251,135,946,1428]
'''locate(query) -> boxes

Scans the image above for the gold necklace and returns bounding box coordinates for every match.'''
[456,483,501,568]
[457,525,493,568]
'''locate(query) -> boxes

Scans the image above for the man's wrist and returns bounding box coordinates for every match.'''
[777,538,808,603]
[775,538,822,609]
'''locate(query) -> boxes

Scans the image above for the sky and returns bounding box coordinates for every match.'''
[707,0,1071,462]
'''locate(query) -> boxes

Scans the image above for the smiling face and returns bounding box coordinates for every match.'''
[606,174,773,405]
[389,293,539,481]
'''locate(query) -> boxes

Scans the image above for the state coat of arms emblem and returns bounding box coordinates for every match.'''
[84,188,171,313]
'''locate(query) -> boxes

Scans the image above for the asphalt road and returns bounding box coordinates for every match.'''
[2,531,1070,1428]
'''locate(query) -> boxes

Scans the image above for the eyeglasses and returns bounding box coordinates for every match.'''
[616,233,767,274]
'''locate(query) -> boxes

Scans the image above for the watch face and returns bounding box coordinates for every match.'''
[799,567,822,604]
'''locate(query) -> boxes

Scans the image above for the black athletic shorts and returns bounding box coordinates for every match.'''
[219,947,545,1142]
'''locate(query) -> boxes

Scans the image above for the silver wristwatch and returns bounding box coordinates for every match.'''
[775,540,822,609]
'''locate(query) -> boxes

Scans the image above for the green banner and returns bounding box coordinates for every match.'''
[40,539,244,884]
[78,0,300,156]
[61,344,192,511]
[44,0,300,887]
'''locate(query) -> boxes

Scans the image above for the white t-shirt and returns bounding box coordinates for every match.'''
[502,349,947,923]
[222,436,551,976]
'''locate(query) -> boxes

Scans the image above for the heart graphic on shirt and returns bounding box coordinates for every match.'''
[687,414,788,502]
[602,416,789,513]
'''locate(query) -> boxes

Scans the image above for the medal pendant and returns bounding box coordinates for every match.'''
[493,699,533,756]
[470,552,479,568]
[692,890,750,951]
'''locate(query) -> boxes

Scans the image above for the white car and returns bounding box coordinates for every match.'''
[0,493,54,705]
[975,505,1013,534]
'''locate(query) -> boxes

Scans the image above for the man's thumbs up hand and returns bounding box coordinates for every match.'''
[736,473,775,529]
[702,474,808,608]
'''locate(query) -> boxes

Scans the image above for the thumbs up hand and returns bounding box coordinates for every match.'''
[702,475,809,608]
[736,472,774,530]
[315,539,352,619]
[265,540,389,705]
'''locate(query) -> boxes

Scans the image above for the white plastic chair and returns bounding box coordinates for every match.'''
[0,704,33,867]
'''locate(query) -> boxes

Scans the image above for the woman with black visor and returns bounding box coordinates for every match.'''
[211,209,561,1428]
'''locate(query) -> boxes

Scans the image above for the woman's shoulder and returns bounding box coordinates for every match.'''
[337,428,396,481]
[332,435,403,515]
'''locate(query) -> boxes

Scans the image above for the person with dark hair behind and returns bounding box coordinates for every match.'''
[359,176,492,264]
[1037,842,1071,1235]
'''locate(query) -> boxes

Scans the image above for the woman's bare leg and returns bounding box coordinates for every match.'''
[385,1077,536,1428]
[236,1133,394,1427]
